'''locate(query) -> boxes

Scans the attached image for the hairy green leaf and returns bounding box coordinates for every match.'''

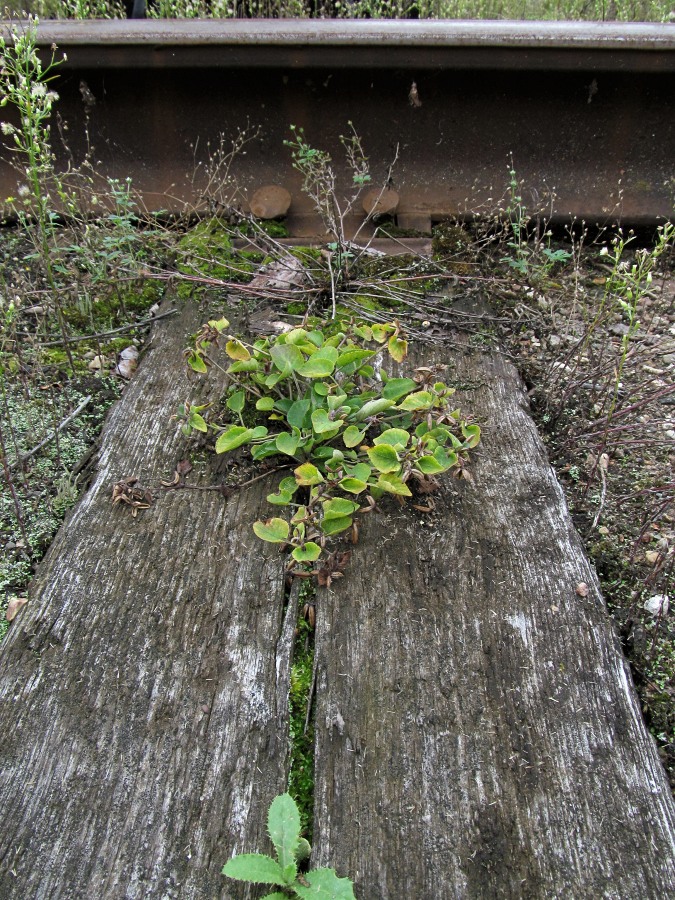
[222,853,287,885]
[268,793,301,872]
[293,867,357,898]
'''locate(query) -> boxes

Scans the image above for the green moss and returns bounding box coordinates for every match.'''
[258,219,290,238]
[432,221,475,259]
[288,587,316,841]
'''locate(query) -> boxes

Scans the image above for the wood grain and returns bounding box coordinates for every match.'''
[312,332,675,898]
[0,303,289,899]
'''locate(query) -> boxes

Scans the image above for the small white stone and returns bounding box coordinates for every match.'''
[644,594,669,616]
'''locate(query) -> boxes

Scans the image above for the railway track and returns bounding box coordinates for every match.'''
[1,19,674,232]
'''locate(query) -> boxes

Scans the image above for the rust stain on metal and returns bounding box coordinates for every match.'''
[1,21,673,229]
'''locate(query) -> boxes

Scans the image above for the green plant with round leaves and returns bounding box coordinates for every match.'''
[222,793,355,899]
[182,316,481,572]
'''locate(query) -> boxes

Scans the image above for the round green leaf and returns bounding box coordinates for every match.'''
[215,426,253,454]
[377,473,413,496]
[294,463,324,486]
[287,399,311,429]
[226,390,246,414]
[320,515,353,536]
[342,425,366,448]
[276,432,300,456]
[398,390,434,411]
[225,339,251,361]
[228,359,259,374]
[322,497,359,520]
[367,443,401,474]
[388,334,408,363]
[187,351,208,374]
[291,542,322,563]
[267,491,293,506]
[339,477,368,494]
[312,408,341,434]
[462,423,482,448]
[252,518,290,543]
[374,428,410,449]
[434,447,459,469]
[256,397,275,411]
[296,346,339,378]
[345,462,372,482]
[352,398,395,421]
[188,411,208,433]
[382,377,417,401]
[415,454,446,475]
[270,343,304,375]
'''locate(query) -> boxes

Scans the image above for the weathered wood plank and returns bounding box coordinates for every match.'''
[0,303,289,899]
[312,331,675,897]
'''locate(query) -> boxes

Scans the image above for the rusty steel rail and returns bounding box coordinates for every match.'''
[1,20,674,230]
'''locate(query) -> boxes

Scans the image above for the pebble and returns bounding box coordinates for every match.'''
[609,323,630,337]
[362,187,399,218]
[249,184,292,219]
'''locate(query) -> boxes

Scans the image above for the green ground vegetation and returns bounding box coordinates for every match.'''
[3,0,673,21]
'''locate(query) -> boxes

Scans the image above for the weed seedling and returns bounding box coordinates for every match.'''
[222,792,355,899]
